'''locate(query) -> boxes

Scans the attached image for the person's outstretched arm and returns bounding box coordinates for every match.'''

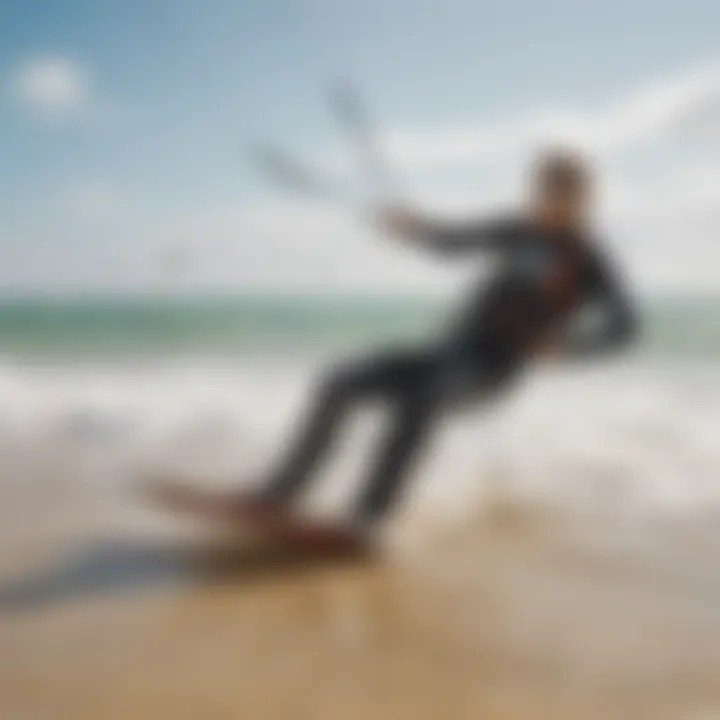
[379,206,521,258]
[560,246,640,358]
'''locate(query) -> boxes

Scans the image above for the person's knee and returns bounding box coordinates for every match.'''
[316,362,361,406]
[392,387,437,439]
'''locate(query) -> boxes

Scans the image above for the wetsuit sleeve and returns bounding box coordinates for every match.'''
[415,215,522,257]
[562,246,640,357]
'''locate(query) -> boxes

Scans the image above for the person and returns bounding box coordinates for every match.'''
[152,148,639,552]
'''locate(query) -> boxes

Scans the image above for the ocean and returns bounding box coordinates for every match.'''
[1,292,720,534]
[0,294,447,361]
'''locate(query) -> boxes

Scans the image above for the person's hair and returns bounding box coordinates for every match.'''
[533,148,591,196]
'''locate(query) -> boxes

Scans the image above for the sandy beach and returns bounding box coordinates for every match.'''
[4,466,720,720]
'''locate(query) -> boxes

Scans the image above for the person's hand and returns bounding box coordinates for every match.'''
[376,205,429,240]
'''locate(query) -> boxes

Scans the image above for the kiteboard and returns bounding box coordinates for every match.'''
[142,480,370,559]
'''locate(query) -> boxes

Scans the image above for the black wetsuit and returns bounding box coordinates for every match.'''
[266,215,639,523]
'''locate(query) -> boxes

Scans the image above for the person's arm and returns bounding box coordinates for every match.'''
[559,246,640,358]
[379,207,521,257]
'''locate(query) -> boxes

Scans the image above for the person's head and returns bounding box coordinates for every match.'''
[529,148,593,231]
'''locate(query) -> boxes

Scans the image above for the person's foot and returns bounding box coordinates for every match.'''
[278,519,372,557]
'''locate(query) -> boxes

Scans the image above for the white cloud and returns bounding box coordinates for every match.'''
[374,65,720,170]
[12,56,90,119]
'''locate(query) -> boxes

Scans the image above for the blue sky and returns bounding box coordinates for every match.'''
[1,0,719,293]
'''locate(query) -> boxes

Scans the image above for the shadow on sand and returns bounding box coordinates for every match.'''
[0,538,372,614]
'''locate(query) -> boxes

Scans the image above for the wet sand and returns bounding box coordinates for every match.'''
[3,482,720,720]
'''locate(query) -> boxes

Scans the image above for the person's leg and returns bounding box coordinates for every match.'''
[352,350,517,526]
[265,349,435,505]
[353,374,440,525]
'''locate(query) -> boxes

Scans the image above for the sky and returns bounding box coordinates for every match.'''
[1,0,719,295]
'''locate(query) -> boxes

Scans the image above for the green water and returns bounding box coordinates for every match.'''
[0,293,715,360]
[0,294,444,359]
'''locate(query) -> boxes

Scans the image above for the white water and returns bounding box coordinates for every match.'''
[1,355,719,539]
